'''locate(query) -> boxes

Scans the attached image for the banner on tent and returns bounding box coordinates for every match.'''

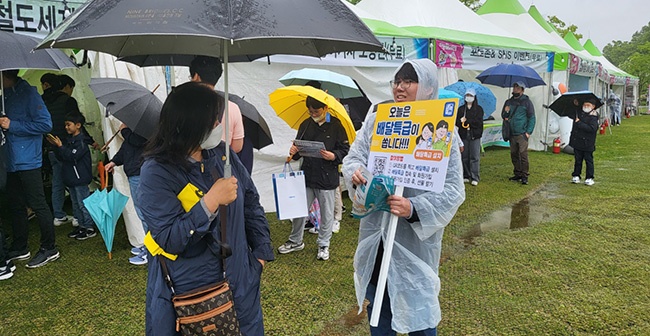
[569,54,598,77]
[264,37,429,67]
[481,122,508,148]
[0,0,81,38]
[434,40,550,72]
[610,75,627,86]
[597,64,609,82]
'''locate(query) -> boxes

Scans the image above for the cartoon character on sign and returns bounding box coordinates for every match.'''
[431,120,450,156]
[415,122,434,150]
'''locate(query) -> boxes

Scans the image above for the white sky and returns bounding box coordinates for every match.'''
[521,0,648,50]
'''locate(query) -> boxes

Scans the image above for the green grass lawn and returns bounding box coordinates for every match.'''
[1,116,649,335]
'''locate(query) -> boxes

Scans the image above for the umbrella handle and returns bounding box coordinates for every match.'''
[100,129,122,153]
[285,154,294,163]
[108,252,112,260]
[98,161,107,190]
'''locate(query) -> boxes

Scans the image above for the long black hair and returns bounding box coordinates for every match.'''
[143,82,224,169]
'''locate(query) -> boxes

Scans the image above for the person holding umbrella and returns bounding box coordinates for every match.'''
[138,82,274,335]
[277,93,350,261]
[342,59,465,335]
[455,88,484,186]
[570,98,600,186]
[501,81,536,185]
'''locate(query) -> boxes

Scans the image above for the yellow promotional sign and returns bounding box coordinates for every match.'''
[368,99,458,192]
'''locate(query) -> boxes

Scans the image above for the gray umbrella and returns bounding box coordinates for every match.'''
[36,0,382,175]
[88,78,162,139]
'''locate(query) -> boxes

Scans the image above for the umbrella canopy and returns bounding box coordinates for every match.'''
[549,91,603,119]
[89,78,162,139]
[476,63,546,88]
[279,68,363,99]
[269,85,356,143]
[444,82,497,119]
[83,188,129,259]
[117,54,266,67]
[0,31,76,71]
[216,91,273,150]
[36,0,383,59]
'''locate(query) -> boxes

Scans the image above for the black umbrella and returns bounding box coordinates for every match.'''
[0,30,75,72]
[88,78,163,139]
[216,91,273,150]
[549,91,603,119]
[116,54,267,67]
[36,0,382,175]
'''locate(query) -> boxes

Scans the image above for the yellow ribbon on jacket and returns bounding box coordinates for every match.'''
[144,182,204,260]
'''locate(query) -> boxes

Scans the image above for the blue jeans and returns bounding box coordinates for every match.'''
[365,283,437,336]
[128,175,147,233]
[69,185,94,229]
[48,151,67,219]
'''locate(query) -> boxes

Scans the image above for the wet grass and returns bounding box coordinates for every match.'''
[1,116,649,335]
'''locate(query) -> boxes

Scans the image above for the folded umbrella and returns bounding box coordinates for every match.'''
[89,78,162,139]
[444,82,497,119]
[279,68,364,99]
[549,91,603,119]
[269,85,356,143]
[476,63,546,88]
[216,91,273,150]
[83,188,129,259]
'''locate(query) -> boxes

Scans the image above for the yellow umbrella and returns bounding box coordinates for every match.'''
[269,85,356,143]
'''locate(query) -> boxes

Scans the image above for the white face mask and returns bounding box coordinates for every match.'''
[465,96,475,103]
[582,107,593,113]
[200,124,223,150]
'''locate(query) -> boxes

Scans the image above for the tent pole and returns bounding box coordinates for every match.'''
[544,70,554,152]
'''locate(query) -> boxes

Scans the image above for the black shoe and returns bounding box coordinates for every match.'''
[521,177,529,185]
[76,228,97,241]
[68,227,84,239]
[25,247,60,268]
[304,220,315,231]
[0,260,16,273]
[0,265,14,280]
[508,176,522,182]
[6,249,31,262]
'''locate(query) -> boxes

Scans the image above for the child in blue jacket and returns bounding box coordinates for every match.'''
[46,112,96,240]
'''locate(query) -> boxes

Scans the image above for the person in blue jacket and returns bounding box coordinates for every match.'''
[138,82,274,336]
[1,70,58,269]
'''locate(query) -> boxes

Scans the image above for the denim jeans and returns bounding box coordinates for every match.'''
[69,185,94,229]
[48,151,67,219]
[365,283,437,336]
[7,168,56,251]
[128,175,147,233]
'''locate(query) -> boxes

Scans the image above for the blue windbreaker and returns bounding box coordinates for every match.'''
[138,142,274,336]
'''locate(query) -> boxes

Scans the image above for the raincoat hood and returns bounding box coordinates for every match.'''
[393,59,439,101]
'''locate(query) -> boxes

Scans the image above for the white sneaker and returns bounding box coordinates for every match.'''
[317,246,330,261]
[332,221,340,233]
[72,218,79,227]
[584,178,594,186]
[470,180,478,186]
[53,215,72,226]
[571,176,580,184]
[463,178,470,183]
[308,227,319,235]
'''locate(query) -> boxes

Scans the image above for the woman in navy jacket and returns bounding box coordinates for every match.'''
[138,82,274,335]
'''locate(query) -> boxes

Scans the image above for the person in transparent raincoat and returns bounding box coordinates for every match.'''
[342,59,465,335]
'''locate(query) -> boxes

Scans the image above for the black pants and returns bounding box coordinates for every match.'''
[6,168,55,251]
[572,149,594,179]
[509,135,529,177]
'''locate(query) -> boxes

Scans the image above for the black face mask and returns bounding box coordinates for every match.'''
[512,92,522,98]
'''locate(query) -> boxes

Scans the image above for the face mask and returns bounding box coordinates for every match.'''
[582,107,593,113]
[512,92,522,98]
[311,113,326,123]
[200,124,223,150]
[465,96,475,103]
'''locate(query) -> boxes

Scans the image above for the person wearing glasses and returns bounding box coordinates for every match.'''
[342,59,465,335]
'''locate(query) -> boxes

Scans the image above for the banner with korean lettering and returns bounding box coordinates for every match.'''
[0,0,82,39]
[367,99,458,193]
[435,40,552,73]
[260,37,429,67]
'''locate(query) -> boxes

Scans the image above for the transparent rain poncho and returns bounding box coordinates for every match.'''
[342,59,466,333]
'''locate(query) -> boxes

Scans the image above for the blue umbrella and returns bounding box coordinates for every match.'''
[279,68,363,99]
[444,82,497,119]
[476,64,546,88]
[83,189,129,259]
[438,88,462,99]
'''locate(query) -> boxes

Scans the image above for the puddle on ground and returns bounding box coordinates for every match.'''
[461,185,562,246]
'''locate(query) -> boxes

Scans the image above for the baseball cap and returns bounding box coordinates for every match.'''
[513,81,526,89]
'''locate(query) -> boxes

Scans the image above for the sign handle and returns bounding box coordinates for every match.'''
[370,185,404,327]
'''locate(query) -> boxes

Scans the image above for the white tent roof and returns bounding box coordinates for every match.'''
[354,0,544,51]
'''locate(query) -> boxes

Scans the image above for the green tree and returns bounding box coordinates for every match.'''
[459,0,484,11]
[547,15,583,40]
[603,22,650,94]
